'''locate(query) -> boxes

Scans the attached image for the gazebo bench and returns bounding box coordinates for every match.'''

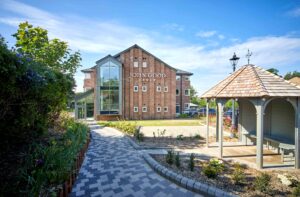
[243,131,295,162]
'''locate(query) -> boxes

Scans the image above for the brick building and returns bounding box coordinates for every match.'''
[75,44,193,120]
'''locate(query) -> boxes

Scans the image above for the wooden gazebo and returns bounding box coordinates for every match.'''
[202,65,300,169]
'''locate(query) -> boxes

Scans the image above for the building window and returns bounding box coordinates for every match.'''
[176,89,180,96]
[156,85,161,92]
[99,60,121,115]
[157,106,161,112]
[164,86,168,92]
[176,76,181,80]
[134,107,138,112]
[142,62,147,68]
[164,106,168,112]
[185,76,190,81]
[85,73,91,79]
[134,61,139,67]
[184,103,189,109]
[142,106,147,112]
[185,89,190,96]
[134,85,138,92]
[176,104,180,113]
[142,85,147,92]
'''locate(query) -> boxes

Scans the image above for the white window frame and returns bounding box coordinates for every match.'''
[134,107,138,112]
[157,106,161,112]
[184,103,189,110]
[142,85,147,92]
[85,73,91,79]
[142,106,147,112]
[142,62,147,68]
[176,76,181,80]
[156,85,161,92]
[164,106,168,112]
[176,89,180,96]
[185,89,190,96]
[134,85,139,92]
[164,86,168,92]
[134,61,139,67]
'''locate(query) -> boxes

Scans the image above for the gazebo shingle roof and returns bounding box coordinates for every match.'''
[202,65,300,98]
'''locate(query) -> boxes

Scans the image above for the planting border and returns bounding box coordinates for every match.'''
[142,154,237,197]
[57,130,91,197]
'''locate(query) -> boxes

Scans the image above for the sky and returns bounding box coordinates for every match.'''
[0,0,300,95]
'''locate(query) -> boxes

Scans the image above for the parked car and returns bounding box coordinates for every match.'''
[198,108,216,116]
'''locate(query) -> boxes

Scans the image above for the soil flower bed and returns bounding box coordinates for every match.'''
[152,154,300,197]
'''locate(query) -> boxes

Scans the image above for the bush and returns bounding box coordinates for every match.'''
[292,183,300,197]
[189,153,195,171]
[254,172,271,193]
[179,114,188,118]
[17,120,89,196]
[166,150,174,165]
[175,152,180,168]
[110,121,137,135]
[203,158,224,179]
[231,163,246,185]
[134,128,144,142]
[176,134,184,140]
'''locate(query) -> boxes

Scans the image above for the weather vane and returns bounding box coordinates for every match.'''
[246,49,252,65]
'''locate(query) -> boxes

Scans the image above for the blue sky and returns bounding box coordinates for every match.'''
[0,0,300,94]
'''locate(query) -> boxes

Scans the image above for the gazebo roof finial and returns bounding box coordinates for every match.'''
[246,49,252,65]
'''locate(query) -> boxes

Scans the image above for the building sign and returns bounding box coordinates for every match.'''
[129,73,167,78]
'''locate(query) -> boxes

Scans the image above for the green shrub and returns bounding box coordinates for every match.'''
[175,152,180,168]
[176,134,184,140]
[292,183,300,197]
[231,163,246,185]
[166,150,174,165]
[193,134,202,139]
[254,172,271,193]
[179,114,188,118]
[134,128,144,142]
[18,120,89,196]
[203,158,224,179]
[189,153,195,171]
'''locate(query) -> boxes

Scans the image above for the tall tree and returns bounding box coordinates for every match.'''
[267,68,279,76]
[13,22,81,75]
[284,71,300,80]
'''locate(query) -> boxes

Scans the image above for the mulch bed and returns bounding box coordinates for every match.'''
[152,154,300,197]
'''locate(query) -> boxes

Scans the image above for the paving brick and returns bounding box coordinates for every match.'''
[70,126,201,197]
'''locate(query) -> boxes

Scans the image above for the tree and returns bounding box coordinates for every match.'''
[284,71,300,80]
[267,68,279,76]
[13,22,81,75]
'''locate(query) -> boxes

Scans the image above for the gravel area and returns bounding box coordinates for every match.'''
[152,154,300,197]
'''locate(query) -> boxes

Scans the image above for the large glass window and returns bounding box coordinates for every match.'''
[99,61,120,115]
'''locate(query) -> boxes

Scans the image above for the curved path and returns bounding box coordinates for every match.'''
[71,126,200,197]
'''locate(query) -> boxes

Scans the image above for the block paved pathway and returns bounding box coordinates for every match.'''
[70,125,201,197]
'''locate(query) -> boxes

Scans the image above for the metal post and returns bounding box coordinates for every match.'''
[295,97,300,169]
[232,99,235,131]
[206,99,209,147]
[255,99,264,169]
[217,100,224,158]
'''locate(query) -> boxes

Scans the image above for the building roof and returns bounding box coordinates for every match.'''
[176,69,193,76]
[81,44,192,75]
[202,65,300,98]
[289,77,300,86]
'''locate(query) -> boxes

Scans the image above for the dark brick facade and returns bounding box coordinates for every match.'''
[82,45,192,120]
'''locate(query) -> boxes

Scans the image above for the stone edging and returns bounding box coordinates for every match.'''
[142,154,237,197]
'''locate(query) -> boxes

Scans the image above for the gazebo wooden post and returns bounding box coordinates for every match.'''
[217,99,225,158]
[255,98,264,169]
[206,98,210,147]
[216,104,219,142]
[296,97,300,169]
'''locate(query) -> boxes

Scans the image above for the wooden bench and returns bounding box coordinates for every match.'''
[243,131,295,162]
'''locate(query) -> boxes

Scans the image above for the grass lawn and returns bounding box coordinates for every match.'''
[99,118,206,126]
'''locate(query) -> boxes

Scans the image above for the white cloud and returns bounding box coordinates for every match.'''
[1,0,300,94]
[163,23,184,32]
[218,34,225,40]
[288,7,300,17]
[196,30,217,38]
